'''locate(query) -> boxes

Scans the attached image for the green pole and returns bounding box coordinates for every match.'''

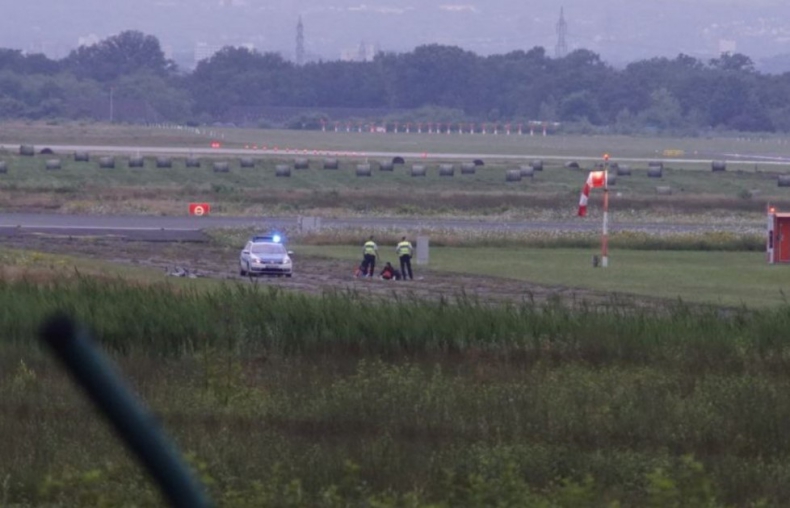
[39,314,213,508]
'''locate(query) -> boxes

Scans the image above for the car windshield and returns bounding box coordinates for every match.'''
[250,243,286,255]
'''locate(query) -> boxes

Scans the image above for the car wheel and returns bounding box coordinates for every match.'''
[240,264,247,276]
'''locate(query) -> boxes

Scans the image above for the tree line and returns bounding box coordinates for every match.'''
[1,30,789,134]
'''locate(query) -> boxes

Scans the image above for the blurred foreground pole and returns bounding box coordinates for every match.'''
[39,313,212,508]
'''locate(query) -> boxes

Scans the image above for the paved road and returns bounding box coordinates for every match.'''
[3,143,789,167]
[0,213,761,241]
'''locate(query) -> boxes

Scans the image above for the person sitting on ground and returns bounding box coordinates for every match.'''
[380,262,401,280]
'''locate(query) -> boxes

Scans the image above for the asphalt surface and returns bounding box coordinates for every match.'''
[0,213,760,241]
[3,143,789,167]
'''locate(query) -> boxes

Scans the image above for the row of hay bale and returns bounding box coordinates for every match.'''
[18,145,55,156]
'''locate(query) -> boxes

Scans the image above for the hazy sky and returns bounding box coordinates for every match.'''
[3,0,790,67]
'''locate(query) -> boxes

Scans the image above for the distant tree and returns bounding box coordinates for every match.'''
[386,44,479,110]
[189,47,293,116]
[559,91,602,124]
[0,49,59,74]
[709,53,755,73]
[115,70,192,122]
[637,88,684,130]
[64,31,173,82]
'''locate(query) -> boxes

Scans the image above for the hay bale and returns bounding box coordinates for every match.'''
[156,156,172,168]
[239,157,255,168]
[565,161,580,169]
[656,186,672,195]
[0,161,6,174]
[356,164,372,177]
[275,165,291,177]
[609,162,620,171]
[98,156,115,169]
[323,158,339,170]
[392,156,405,165]
[778,175,790,187]
[519,165,535,178]
[460,162,476,175]
[411,165,426,177]
[19,145,35,156]
[213,161,230,173]
[439,164,455,177]
[74,151,90,162]
[185,156,201,168]
[647,166,663,178]
[128,156,145,168]
[531,159,543,171]
[608,174,617,186]
[506,169,522,182]
[616,165,632,176]
[40,147,54,155]
[45,159,61,170]
[712,161,726,172]
[473,159,485,166]
[379,161,394,171]
[294,158,309,170]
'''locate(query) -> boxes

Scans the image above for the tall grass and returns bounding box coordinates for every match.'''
[1,276,789,372]
[210,227,766,252]
[5,277,790,505]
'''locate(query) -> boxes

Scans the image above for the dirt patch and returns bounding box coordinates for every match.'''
[0,234,651,307]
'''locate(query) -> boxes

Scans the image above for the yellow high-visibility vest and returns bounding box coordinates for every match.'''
[397,241,412,256]
[364,241,377,255]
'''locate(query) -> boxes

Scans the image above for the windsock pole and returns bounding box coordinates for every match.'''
[602,154,610,268]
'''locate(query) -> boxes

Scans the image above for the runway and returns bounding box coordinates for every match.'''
[3,143,789,167]
[0,213,761,242]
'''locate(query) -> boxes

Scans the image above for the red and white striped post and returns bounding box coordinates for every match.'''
[601,154,610,268]
[768,204,776,264]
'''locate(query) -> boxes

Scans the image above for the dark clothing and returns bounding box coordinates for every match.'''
[381,266,401,280]
[399,254,413,280]
[361,253,376,277]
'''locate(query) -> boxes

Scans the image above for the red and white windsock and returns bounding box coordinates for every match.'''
[578,170,607,217]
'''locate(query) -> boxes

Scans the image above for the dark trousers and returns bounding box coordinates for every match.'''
[399,255,413,280]
[362,254,376,276]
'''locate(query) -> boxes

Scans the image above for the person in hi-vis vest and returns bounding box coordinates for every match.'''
[396,236,414,280]
[360,235,378,278]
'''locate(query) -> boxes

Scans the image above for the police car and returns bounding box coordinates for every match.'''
[239,234,293,277]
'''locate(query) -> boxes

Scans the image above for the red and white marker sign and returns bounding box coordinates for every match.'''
[189,203,211,216]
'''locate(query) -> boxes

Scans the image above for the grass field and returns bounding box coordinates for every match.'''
[0,149,788,218]
[5,123,790,506]
[5,121,790,161]
[292,244,786,307]
[5,277,790,506]
[2,122,790,219]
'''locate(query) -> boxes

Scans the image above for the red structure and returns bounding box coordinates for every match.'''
[767,206,790,263]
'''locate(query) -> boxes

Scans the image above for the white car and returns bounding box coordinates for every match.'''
[239,235,293,277]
